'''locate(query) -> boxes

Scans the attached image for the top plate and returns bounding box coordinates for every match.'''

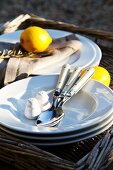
[0,29,102,74]
[0,75,113,134]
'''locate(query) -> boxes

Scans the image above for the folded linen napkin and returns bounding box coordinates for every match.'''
[0,34,82,86]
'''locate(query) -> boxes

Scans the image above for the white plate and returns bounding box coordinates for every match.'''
[1,117,113,146]
[1,111,113,140]
[0,75,113,134]
[31,120,113,146]
[0,29,102,74]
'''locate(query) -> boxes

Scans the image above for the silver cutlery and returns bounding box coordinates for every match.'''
[55,64,71,95]
[36,67,95,127]
[52,64,71,107]
[36,64,70,124]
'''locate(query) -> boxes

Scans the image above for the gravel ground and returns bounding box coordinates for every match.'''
[0,0,113,31]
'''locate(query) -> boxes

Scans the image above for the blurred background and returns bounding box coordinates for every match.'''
[0,0,113,31]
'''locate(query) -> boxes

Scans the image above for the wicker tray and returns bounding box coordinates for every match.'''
[0,14,113,170]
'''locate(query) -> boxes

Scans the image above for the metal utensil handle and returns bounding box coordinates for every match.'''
[57,67,95,107]
[68,67,95,96]
[61,66,81,95]
[55,64,70,95]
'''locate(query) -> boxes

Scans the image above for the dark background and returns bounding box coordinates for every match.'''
[0,0,113,31]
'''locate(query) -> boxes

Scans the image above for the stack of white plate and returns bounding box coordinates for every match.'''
[0,75,113,146]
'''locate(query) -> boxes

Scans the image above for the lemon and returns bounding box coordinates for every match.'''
[91,66,111,86]
[20,26,52,52]
[81,66,111,86]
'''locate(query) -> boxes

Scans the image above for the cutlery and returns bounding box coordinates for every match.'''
[36,67,95,127]
[52,64,70,108]
[61,66,82,95]
[36,65,82,126]
[53,66,83,108]
[54,64,70,96]
[35,64,70,125]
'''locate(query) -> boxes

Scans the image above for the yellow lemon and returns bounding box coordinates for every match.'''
[20,26,52,52]
[81,66,111,86]
[91,66,111,86]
